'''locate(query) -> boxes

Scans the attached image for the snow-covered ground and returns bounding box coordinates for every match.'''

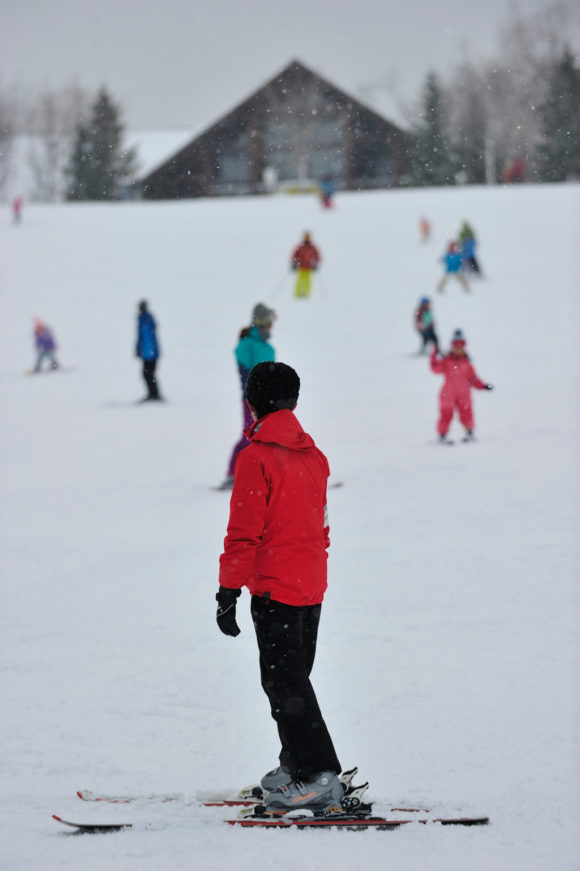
[1,182,579,871]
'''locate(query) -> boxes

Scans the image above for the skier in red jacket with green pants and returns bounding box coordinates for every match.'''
[216,362,342,815]
[430,329,493,442]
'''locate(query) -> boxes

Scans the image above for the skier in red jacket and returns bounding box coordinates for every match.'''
[291,232,321,298]
[430,330,493,442]
[216,361,342,815]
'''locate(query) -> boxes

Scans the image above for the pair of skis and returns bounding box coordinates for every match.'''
[53,813,489,832]
[53,777,489,832]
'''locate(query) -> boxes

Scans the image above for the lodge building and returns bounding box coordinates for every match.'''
[141,60,410,200]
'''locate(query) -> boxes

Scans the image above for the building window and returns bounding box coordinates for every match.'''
[263,112,344,181]
[215,131,250,183]
[309,147,345,178]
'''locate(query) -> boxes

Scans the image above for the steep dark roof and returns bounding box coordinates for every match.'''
[142,59,406,184]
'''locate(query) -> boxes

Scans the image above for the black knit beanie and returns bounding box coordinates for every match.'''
[245,362,300,419]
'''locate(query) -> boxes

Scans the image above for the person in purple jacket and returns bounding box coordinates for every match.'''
[33,320,59,372]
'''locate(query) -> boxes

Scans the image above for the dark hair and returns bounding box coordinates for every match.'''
[245,362,300,419]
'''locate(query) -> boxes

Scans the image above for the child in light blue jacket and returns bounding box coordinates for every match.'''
[437,242,469,293]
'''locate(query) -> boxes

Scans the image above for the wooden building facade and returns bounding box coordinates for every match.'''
[141,60,410,200]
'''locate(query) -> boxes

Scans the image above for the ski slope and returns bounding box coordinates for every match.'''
[1,182,579,871]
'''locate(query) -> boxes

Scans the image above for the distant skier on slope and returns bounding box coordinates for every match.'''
[430,329,493,443]
[219,303,276,490]
[437,241,469,293]
[319,177,335,209]
[291,232,321,298]
[12,196,23,225]
[32,319,59,372]
[414,297,439,354]
[216,361,343,815]
[135,300,163,401]
[458,220,482,276]
[419,216,432,243]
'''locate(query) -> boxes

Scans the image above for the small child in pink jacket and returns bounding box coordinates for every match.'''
[430,330,493,442]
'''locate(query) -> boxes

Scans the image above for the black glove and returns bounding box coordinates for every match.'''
[485,384,494,390]
[216,586,241,637]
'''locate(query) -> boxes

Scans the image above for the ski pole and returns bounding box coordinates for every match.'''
[269,272,291,301]
[316,272,329,297]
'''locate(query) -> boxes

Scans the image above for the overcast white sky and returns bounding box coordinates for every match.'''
[1,0,579,131]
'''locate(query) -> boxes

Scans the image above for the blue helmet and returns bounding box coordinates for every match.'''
[420,296,430,305]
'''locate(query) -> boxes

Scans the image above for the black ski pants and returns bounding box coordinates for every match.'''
[421,326,439,352]
[465,255,481,274]
[142,359,160,399]
[251,594,341,781]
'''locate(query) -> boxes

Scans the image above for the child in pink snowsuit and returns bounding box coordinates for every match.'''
[430,330,493,442]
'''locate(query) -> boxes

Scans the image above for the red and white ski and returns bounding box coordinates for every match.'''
[75,767,365,809]
[76,788,258,807]
[228,814,489,829]
[53,815,133,832]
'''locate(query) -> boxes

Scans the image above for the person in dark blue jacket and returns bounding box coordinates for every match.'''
[135,300,162,401]
[459,221,482,275]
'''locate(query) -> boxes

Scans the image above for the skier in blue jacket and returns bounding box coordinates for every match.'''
[135,300,162,401]
[459,221,482,275]
[220,303,276,489]
[437,241,469,293]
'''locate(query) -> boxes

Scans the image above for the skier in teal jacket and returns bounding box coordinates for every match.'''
[220,303,276,489]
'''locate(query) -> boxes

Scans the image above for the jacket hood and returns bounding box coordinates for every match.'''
[248,409,315,452]
[248,324,272,342]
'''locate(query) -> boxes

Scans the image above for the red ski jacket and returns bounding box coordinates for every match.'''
[291,242,321,271]
[430,349,487,398]
[219,409,330,606]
